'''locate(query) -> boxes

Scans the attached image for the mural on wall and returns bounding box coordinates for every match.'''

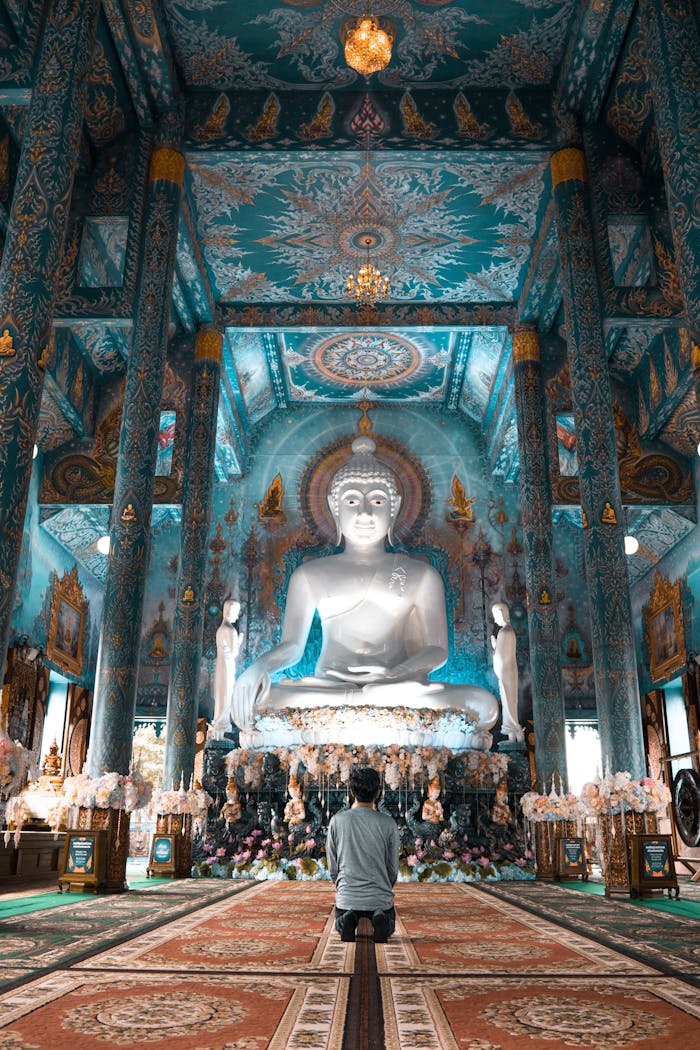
[642,571,687,686]
[225,332,276,424]
[46,566,89,679]
[40,355,190,505]
[10,470,102,690]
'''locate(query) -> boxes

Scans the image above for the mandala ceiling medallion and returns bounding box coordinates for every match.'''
[342,15,394,76]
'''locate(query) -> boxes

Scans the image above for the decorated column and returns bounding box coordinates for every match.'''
[512,328,568,789]
[551,146,645,777]
[0,0,100,672]
[89,142,185,776]
[163,328,223,788]
[640,0,700,341]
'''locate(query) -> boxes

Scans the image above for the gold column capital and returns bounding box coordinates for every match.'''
[195,328,223,363]
[550,147,587,187]
[512,328,541,363]
[149,146,185,186]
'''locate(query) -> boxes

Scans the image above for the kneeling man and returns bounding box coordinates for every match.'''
[326,766,399,943]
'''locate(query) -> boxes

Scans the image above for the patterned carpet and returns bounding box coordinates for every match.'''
[0,879,697,1048]
[480,881,700,982]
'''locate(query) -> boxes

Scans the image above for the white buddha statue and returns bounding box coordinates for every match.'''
[491,602,525,743]
[232,437,499,750]
[210,597,242,740]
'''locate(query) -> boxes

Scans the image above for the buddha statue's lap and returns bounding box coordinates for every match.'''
[232,437,500,751]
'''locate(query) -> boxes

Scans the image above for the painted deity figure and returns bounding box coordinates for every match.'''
[421,776,444,824]
[491,602,525,743]
[233,437,499,748]
[210,598,242,740]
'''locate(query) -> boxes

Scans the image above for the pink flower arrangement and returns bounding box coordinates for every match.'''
[580,773,670,815]
[519,788,584,822]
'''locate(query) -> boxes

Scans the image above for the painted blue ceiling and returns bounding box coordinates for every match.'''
[187,149,548,303]
[163,1,577,91]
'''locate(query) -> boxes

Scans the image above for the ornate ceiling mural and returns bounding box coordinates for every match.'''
[187,150,548,302]
[282,329,450,401]
[163,1,577,91]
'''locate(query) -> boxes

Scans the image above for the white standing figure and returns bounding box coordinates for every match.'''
[491,602,525,743]
[210,597,242,739]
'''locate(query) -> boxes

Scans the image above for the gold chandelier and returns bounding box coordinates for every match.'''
[346,235,390,306]
[343,15,393,76]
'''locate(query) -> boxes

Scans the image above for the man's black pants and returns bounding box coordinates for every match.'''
[335,906,396,938]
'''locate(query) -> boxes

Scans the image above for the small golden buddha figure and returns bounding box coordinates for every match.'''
[491,779,512,826]
[421,776,444,824]
[284,776,306,826]
[41,739,63,786]
[220,777,242,825]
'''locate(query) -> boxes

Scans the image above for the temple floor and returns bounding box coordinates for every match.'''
[0,873,698,1049]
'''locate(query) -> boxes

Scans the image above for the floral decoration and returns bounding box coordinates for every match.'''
[194,826,535,885]
[225,743,507,791]
[151,782,213,830]
[580,772,671,816]
[0,730,32,799]
[54,770,153,830]
[519,787,585,823]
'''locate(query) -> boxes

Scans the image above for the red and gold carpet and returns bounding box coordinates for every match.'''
[0,880,698,1048]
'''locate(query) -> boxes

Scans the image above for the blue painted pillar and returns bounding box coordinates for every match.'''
[551,146,645,778]
[512,328,568,789]
[640,0,700,341]
[0,0,100,673]
[163,328,222,788]
[89,142,185,776]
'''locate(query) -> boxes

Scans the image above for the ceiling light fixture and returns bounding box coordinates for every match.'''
[97,535,111,555]
[346,234,390,306]
[343,14,393,76]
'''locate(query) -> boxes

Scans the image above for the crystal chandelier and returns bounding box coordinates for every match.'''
[346,235,390,305]
[343,15,393,76]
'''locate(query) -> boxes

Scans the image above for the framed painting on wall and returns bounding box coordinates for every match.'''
[47,566,88,678]
[644,571,685,684]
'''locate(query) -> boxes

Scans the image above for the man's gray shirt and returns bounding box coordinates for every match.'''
[326,806,399,911]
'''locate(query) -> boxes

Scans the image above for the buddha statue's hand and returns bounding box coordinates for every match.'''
[326,664,388,683]
[232,668,271,729]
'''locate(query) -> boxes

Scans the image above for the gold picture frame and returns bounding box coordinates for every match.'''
[47,566,88,678]
[644,571,685,684]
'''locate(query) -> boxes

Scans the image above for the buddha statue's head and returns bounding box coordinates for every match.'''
[328,437,402,546]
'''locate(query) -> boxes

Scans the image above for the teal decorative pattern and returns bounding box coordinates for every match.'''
[163,331,221,787]
[187,151,548,303]
[89,142,184,777]
[512,330,567,788]
[640,0,700,343]
[163,1,576,91]
[0,0,101,681]
[551,147,645,778]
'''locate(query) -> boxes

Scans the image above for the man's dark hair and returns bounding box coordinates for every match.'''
[350,765,381,803]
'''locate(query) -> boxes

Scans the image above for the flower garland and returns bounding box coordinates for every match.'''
[256,704,475,733]
[225,743,508,791]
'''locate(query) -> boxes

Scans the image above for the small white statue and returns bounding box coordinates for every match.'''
[491,602,524,743]
[210,597,242,739]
